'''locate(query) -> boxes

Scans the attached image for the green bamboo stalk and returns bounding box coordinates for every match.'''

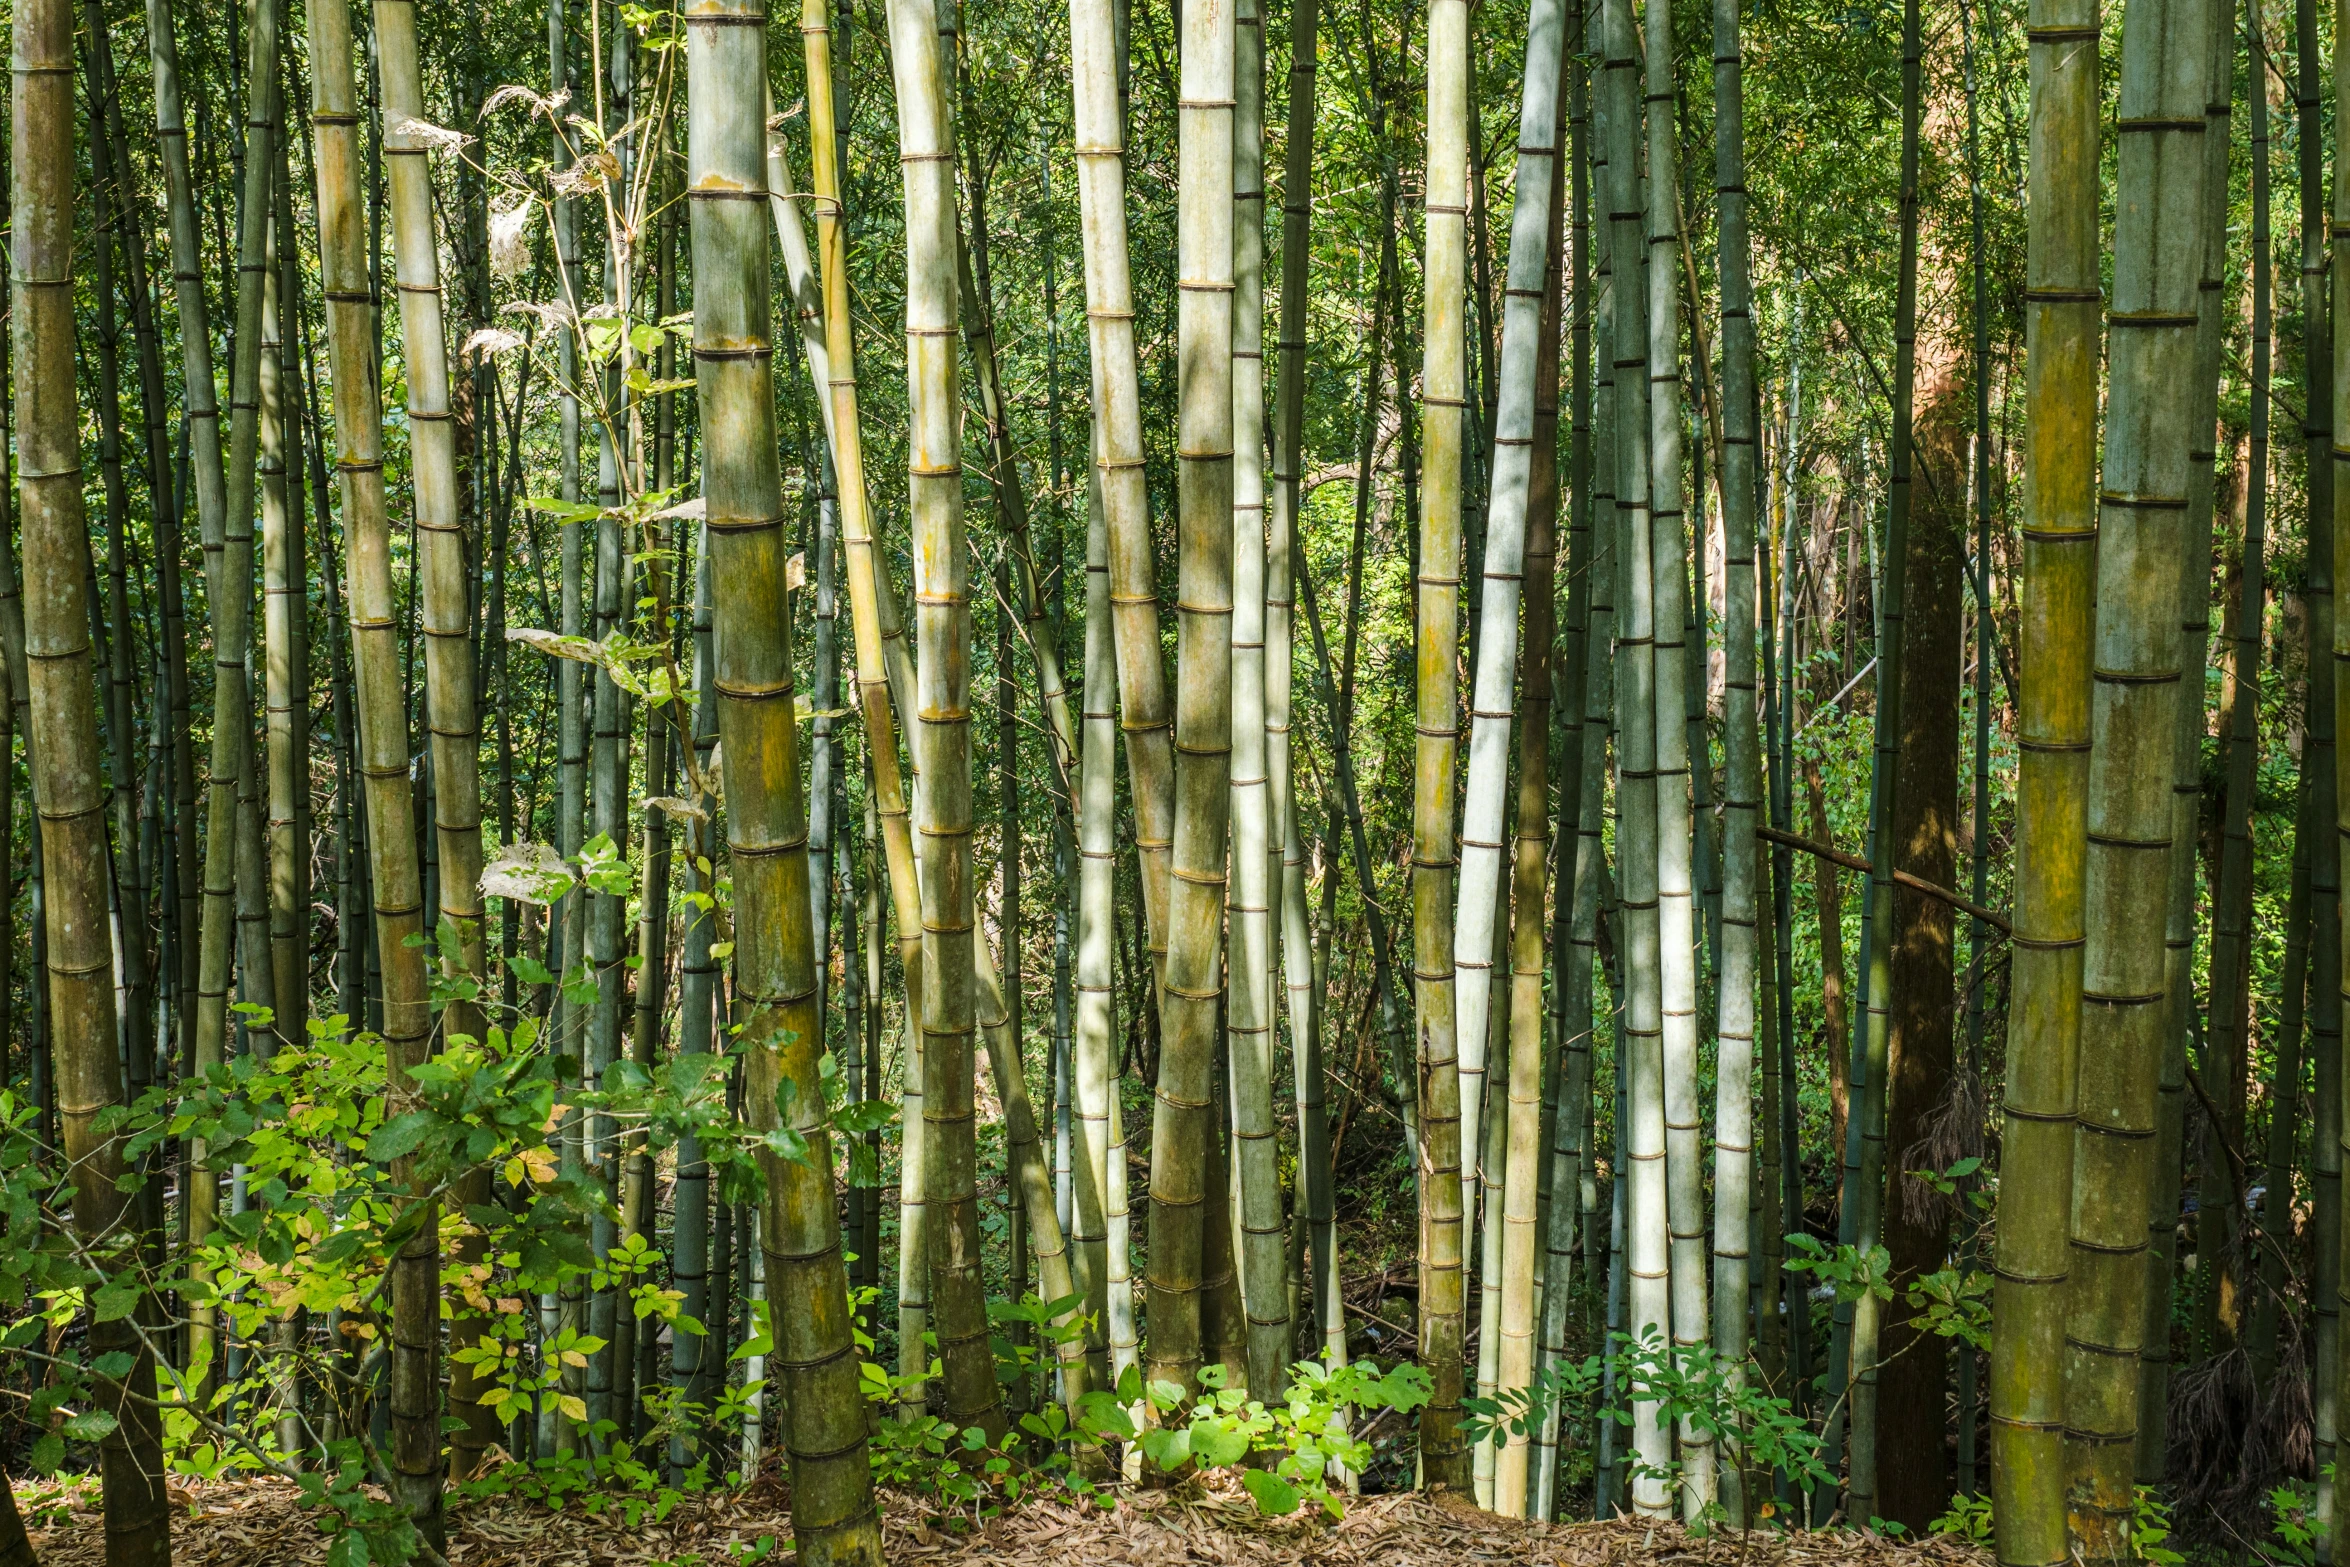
[1068,0,1175,974]
[585,23,636,1412]
[1768,352,1809,1421]
[1957,0,1994,1499]
[308,0,441,1534]
[260,91,309,1084]
[1475,914,1513,1508]
[371,0,494,1471]
[885,0,1003,1441]
[906,88,1091,1412]
[2294,0,2341,1494]
[1599,0,1669,1514]
[1640,0,1711,1511]
[1065,0,1168,1395]
[1267,0,1334,1380]
[1225,0,1289,1404]
[15,4,172,1555]
[2329,0,2350,1529]
[2253,777,2316,1389]
[1108,1066,1141,1462]
[549,0,589,1452]
[1988,0,2101,1532]
[795,0,936,1410]
[2062,0,2213,1549]
[1710,0,1762,1515]
[1456,0,1568,1296]
[195,0,289,1385]
[1840,0,1927,1513]
[1461,0,1571,1512]
[1145,0,1239,1406]
[84,0,176,1094]
[1496,74,1569,1517]
[2204,0,2268,1348]
[1536,24,1608,1513]
[671,529,719,1478]
[1075,456,1117,1385]
[2140,0,2230,1477]
[143,2,203,1062]
[74,25,146,1103]
[1414,0,1473,1489]
[684,4,881,1553]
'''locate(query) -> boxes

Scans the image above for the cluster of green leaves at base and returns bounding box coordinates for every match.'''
[1137,1357,1432,1519]
[855,1290,1430,1528]
[0,904,906,1565]
[850,1288,1127,1515]
[0,1088,132,1474]
[2269,1469,2332,1567]
[1464,1325,1829,1536]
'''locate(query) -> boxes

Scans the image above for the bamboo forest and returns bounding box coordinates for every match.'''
[2,0,2347,1559]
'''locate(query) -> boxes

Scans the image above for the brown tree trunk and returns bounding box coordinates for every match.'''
[0,1469,35,1567]
[1877,385,1966,1532]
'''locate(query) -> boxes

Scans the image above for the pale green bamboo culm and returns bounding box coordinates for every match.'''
[1491,18,1571,1514]
[16,1,174,1557]
[1065,0,1175,991]
[307,0,443,1541]
[1710,0,1764,1517]
[1642,0,1712,1513]
[1989,0,2100,1543]
[2141,0,2232,1481]
[1599,0,1670,1515]
[684,2,881,1560]
[143,0,239,1396]
[1450,0,1569,1217]
[2329,0,2350,1530]
[371,0,495,1474]
[1415,0,1473,1492]
[1840,0,1926,1513]
[1226,0,1293,1405]
[883,0,1006,1445]
[2063,0,2212,1554]
[1147,0,1239,1407]
[1267,0,1339,1382]
[176,0,285,1412]
[1536,14,1613,1510]
[1451,0,1569,1511]
[2289,0,2342,1513]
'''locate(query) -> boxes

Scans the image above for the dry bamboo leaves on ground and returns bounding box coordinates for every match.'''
[22,1473,1996,1567]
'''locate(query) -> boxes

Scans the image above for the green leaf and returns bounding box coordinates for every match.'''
[29,1433,64,1474]
[833,1098,897,1136]
[762,1126,812,1168]
[316,1229,369,1265]
[327,1529,371,1567]
[91,1277,139,1323]
[524,495,602,523]
[367,1111,437,1163]
[1241,1468,1302,1516]
[1139,1427,1190,1471]
[1189,1419,1250,1468]
[61,1408,119,1442]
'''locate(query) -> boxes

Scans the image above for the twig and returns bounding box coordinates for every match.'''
[1340,1298,1419,1347]
[1754,824,2012,933]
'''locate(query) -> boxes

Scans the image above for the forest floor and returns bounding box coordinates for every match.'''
[20,1469,1998,1567]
